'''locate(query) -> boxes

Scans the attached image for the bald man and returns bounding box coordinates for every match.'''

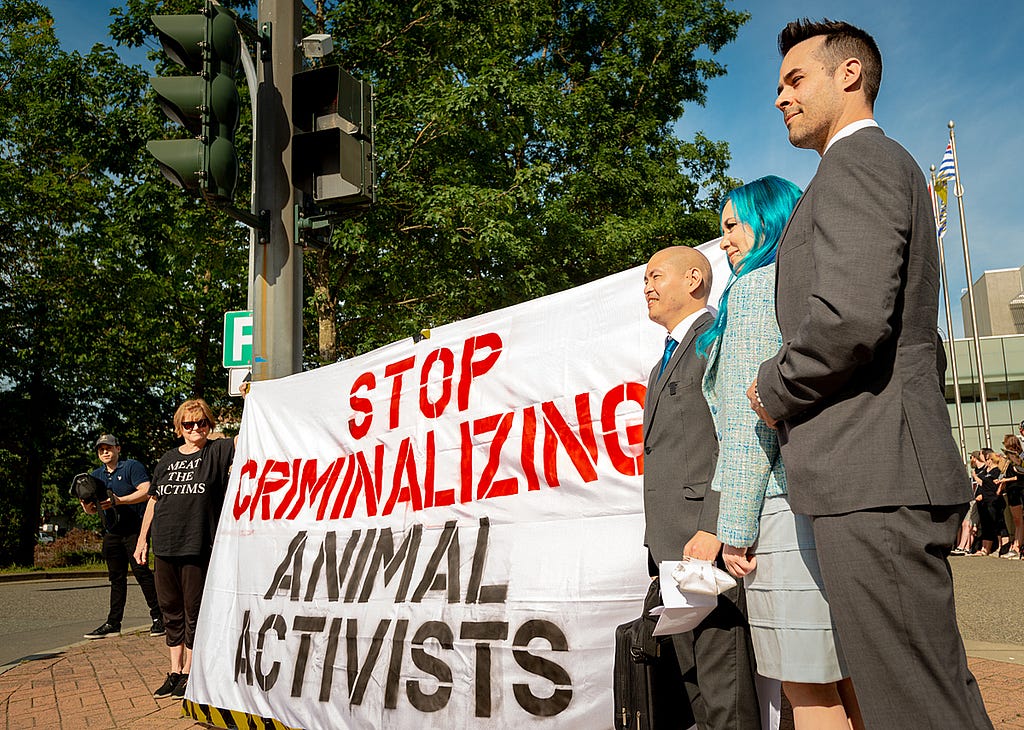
[642,246,761,729]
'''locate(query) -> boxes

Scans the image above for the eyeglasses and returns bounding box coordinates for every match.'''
[182,419,210,431]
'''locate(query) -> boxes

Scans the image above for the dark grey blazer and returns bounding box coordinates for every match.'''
[643,312,720,563]
[756,126,970,516]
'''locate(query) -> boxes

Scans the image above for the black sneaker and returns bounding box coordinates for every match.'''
[150,618,165,636]
[154,672,181,699]
[171,673,189,698]
[83,622,121,639]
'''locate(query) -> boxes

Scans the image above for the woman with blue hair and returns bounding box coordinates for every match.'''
[697,176,864,729]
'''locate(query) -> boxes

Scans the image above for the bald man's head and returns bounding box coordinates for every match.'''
[643,246,712,330]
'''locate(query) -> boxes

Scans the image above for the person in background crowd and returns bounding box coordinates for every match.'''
[748,18,991,729]
[952,458,981,556]
[699,176,861,730]
[81,434,164,640]
[970,449,1004,557]
[999,435,1023,560]
[134,399,235,700]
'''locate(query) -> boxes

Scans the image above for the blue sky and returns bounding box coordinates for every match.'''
[49,1,1021,338]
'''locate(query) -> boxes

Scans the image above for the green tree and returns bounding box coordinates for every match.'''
[0,0,249,565]
[305,0,745,361]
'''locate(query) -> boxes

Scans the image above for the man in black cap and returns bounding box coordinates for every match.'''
[81,434,164,639]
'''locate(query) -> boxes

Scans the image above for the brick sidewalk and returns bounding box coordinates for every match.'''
[0,630,202,729]
[0,628,1021,729]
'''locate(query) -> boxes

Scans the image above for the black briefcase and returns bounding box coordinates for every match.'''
[612,578,694,730]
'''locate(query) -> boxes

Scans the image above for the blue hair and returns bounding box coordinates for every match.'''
[696,175,802,358]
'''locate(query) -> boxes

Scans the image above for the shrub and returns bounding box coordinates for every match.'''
[34,528,103,569]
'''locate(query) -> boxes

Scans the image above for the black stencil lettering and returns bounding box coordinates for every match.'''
[319,617,344,702]
[304,532,339,601]
[411,521,459,603]
[255,614,287,691]
[460,621,509,718]
[346,618,391,705]
[465,517,508,604]
[290,615,328,698]
[335,530,361,600]
[264,531,308,600]
[233,610,253,685]
[344,529,377,602]
[358,525,423,603]
[511,620,572,717]
[384,619,409,709]
[408,621,454,712]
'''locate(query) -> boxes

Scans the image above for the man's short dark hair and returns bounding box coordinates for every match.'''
[778,18,882,106]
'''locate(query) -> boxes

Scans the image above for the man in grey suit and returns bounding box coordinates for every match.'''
[749,19,992,729]
[643,245,761,730]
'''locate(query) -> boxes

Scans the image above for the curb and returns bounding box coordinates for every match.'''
[0,570,107,584]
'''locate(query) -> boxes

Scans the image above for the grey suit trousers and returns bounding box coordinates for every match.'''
[811,505,992,730]
[670,581,760,730]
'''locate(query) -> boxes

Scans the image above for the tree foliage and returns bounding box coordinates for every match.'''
[306,0,745,359]
[0,0,745,564]
[0,0,248,564]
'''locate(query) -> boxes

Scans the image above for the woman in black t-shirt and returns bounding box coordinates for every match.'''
[970,449,1004,556]
[998,435,1023,560]
[134,398,235,700]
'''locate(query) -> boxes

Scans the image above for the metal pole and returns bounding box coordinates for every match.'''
[252,0,303,381]
[930,166,967,461]
[240,36,259,312]
[949,120,990,447]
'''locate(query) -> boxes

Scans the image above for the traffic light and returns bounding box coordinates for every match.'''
[147,1,241,202]
[292,65,375,209]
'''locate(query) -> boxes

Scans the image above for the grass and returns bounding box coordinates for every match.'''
[0,558,106,575]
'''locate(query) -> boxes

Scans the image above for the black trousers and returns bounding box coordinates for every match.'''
[154,554,209,649]
[102,531,161,625]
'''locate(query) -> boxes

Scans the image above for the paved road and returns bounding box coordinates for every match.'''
[0,574,156,668]
[951,553,1024,646]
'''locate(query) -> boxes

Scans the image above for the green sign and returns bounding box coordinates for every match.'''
[223,310,253,368]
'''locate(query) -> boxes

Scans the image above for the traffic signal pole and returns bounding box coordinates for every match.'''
[252,0,303,380]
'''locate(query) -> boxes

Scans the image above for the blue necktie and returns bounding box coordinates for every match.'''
[658,336,678,378]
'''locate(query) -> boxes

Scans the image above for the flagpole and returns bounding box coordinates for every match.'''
[930,166,967,461]
[948,120,991,447]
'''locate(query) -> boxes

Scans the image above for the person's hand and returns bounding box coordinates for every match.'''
[746,381,778,430]
[80,499,96,515]
[683,531,722,561]
[133,542,147,566]
[975,494,983,502]
[722,544,756,578]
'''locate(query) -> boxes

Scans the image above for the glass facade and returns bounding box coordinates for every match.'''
[943,334,1024,455]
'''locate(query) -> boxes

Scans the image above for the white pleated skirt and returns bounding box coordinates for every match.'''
[744,493,849,683]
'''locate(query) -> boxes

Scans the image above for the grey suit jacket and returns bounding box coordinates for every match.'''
[756,126,970,516]
[643,312,720,563]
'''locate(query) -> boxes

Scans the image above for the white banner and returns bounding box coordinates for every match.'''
[190,241,728,729]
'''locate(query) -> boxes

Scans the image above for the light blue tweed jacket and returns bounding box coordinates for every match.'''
[702,264,787,547]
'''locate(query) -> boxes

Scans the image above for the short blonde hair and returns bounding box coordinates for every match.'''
[173,398,215,437]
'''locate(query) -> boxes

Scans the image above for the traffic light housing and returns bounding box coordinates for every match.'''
[148,1,241,202]
[292,65,375,209]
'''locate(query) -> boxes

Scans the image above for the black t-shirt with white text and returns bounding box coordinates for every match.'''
[149,437,235,557]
